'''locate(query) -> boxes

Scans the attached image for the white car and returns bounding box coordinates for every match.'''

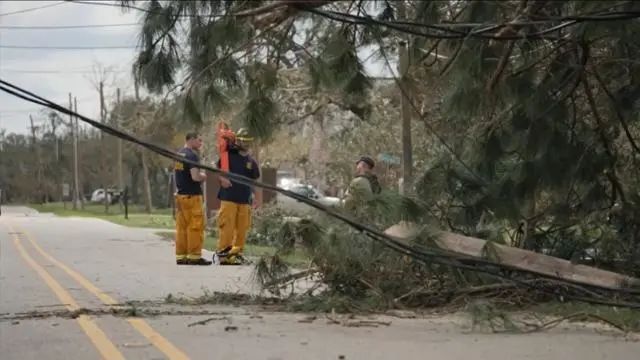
[276,184,341,214]
[90,188,121,204]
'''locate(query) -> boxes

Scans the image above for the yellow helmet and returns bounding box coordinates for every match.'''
[235,128,254,142]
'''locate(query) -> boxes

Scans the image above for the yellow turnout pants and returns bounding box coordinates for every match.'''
[216,200,252,255]
[175,195,205,260]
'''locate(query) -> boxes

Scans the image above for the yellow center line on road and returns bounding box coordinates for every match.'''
[5,223,125,360]
[16,223,191,360]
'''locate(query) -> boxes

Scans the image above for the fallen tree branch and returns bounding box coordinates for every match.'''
[187,316,230,327]
[263,268,320,288]
[507,312,628,334]
[344,320,392,327]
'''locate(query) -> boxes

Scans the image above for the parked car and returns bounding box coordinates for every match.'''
[276,184,341,214]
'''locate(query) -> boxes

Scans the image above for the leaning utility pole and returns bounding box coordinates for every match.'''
[397,1,413,195]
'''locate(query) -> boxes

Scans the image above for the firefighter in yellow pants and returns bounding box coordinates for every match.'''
[215,128,260,265]
[173,132,212,265]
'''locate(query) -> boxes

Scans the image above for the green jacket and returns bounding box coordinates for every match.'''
[344,173,381,210]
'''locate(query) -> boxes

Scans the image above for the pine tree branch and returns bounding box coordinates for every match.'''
[487,40,516,93]
[146,3,183,51]
[509,39,572,78]
[273,18,297,69]
[438,38,465,76]
[582,75,627,204]
[232,1,333,17]
[590,67,640,155]
[159,20,283,103]
[489,0,557,87]
[233,2,290,17]
[235,0,334,29]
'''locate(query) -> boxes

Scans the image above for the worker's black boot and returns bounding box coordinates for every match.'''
[187,258,212,266]
[213,247,232,265]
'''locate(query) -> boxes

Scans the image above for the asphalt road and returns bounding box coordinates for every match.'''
[1,206,639,360]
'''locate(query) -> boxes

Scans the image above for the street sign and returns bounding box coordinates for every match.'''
[62,183,70,198]
[377,153,401,165]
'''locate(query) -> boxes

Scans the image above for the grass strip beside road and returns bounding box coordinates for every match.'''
[31,202,175,229]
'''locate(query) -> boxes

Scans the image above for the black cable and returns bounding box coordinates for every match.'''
[0,1,66,17]
[0,45,137,50]
[68,0,222,18]
[302,6,640,41]
[2,78,640,307]
[0,23,137,30]
[70,0,640,41]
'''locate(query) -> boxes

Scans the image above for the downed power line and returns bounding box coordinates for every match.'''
[2,78,640,310]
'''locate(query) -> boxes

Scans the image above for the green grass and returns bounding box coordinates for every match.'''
[154,231,311,267]
[31,202,175,229]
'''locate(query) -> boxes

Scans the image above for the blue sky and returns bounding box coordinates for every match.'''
[0,1,397,135]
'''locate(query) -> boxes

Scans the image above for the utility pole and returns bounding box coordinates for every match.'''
[29,115,42,202]
[72,95,82,209]
[399,41,413,194]
[99,81,109,212]
[134,79,140,102]
[29,115,37,146]
[99,81,106,134]
[69,93,78,210]
[134,81,152,214]
[50,113,60,162]
[116,88,123,192]
[397,1,413,195]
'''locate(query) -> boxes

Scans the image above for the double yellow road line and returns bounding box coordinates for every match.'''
[4,221,190,360]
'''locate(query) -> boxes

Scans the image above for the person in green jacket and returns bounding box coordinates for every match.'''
[344,156,381,210]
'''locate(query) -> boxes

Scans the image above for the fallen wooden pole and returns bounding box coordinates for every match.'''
[384,222,640,291]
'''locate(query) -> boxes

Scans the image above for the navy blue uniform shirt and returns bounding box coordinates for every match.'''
[217,150,260,204]
[174,147,202,195]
